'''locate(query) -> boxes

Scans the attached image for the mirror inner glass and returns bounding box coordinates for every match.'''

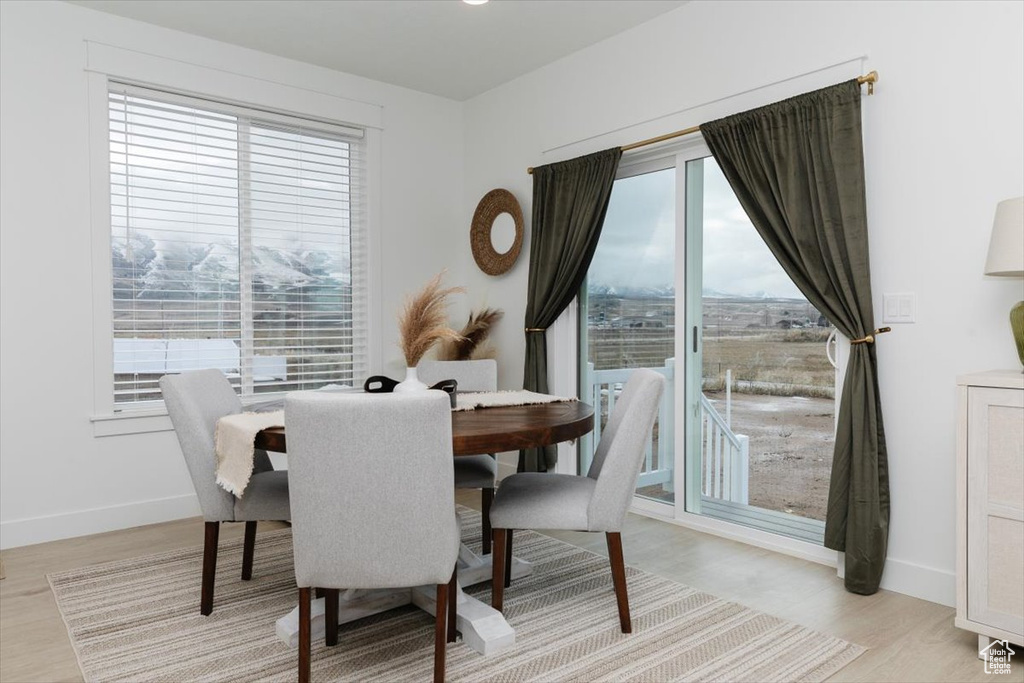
[491,213,516,254]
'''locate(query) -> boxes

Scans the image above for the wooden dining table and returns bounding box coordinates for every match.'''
[259,398,595,657]
[255,399,595,457]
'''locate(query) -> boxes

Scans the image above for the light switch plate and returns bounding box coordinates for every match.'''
[883,293,916,323]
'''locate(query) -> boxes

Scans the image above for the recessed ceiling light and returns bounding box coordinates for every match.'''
[463,0,489,5]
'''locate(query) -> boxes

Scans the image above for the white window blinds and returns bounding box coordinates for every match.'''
[109,83,367,406]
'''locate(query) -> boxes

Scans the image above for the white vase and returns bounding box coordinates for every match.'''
[394,366,428,393]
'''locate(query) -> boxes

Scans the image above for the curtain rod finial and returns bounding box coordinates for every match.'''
[858,70,879,95]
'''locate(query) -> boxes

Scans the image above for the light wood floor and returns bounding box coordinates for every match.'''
[0,491,997,683]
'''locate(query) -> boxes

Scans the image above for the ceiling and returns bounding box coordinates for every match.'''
[69,0,688,101]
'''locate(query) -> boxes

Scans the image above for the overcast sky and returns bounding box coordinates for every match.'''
[589,158,804,299]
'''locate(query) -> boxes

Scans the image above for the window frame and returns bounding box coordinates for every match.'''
[86,46,383,436]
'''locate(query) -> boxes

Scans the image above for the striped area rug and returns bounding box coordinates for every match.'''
[49,509,862,682]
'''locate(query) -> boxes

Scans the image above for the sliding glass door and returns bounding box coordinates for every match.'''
[682,152,834,543]
[579,160,678,506]
[578,143,838,544]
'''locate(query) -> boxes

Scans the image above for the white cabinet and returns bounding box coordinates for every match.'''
[956,370,1024,648]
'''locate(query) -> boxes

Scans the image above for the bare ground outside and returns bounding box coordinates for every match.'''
[591,299,837,523]
[635,392,835,521]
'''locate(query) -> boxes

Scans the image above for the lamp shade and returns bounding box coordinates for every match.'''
[985,197,1024,277]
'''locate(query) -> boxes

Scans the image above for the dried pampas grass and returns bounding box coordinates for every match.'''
[440,308,504,361]
[398,271,465,367]
[467,341,497,360]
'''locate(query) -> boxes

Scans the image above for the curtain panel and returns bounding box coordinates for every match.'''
[701,80,889,594]
[521,148,622,472]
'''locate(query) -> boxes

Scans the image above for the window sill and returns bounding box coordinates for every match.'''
[91,410,173,437]
[91,395,286,438]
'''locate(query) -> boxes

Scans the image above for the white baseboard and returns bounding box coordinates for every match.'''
[838,553,956,607]
[665,504,955,607]
[0,493,201,550]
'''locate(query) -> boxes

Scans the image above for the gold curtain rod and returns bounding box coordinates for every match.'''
[526,71,878,174]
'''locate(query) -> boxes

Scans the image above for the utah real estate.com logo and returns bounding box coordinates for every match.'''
[980,639,1016,675]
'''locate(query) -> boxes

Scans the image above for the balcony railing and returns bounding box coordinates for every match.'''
[582,360,749,504]
[698,392,749,504]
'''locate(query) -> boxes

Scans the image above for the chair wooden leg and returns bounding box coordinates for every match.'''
[324,588,339,646]
[298,587,311,683]
[200,521,219,616]
[481,487,494,555]
[241,521,257,581]
[606,532,631,633]
[446,565,458,643]
[504,529,513,588]
[434,582,447,683]
[492,528,506,611]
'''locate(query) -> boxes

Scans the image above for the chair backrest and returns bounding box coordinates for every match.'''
[285,391,459,589]
[586,369,665,532]
[417,359,497,392]
[160,369,241,522]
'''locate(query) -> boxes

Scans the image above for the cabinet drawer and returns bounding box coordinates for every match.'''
[966,387,1024,635]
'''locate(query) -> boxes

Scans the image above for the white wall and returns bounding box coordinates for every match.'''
[0,1,465,548]
[459,0,1024,606]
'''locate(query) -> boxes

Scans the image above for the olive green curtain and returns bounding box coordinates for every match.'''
[701,80,889,595]
[521,147,622,472]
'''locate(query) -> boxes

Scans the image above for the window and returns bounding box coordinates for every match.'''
[108,83,367,407]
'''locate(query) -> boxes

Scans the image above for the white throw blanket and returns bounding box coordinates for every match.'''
[214,410,284,497]
[213,391,573,496]
[453,390,576,412]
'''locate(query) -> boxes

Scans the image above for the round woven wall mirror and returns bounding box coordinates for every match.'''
[471,188,523,276]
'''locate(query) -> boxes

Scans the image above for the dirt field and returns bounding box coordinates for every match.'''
[701,332,834,396]
[636,392,835,522]
[706,391,834,521]
[589,299,836,522]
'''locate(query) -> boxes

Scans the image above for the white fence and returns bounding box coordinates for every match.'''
[699,393,749,504]
[583,359,749,503]
[585,360,675,492]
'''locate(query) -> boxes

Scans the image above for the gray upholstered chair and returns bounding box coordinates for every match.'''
[418,359,499,554]
[285,390,461,683]
[160,369,290,616]
[489,368,665,633]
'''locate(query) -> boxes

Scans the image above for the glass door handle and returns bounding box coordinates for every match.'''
[692,326,698,353]
[825,328,838,369]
